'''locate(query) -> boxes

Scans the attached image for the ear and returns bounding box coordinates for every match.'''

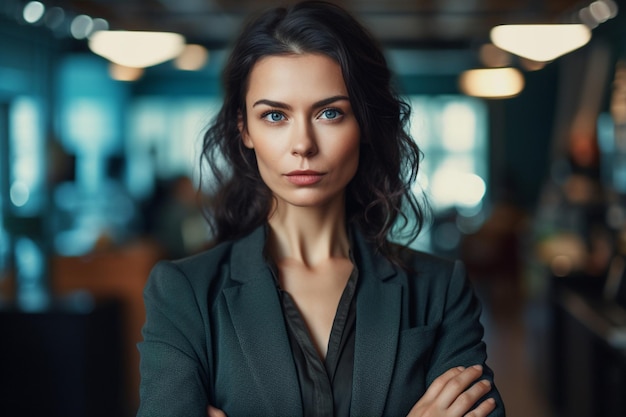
[238,111,254,149]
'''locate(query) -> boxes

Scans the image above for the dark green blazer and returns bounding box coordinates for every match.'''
[137,225,505,416]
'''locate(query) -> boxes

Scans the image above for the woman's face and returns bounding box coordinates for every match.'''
[241,53,360,211]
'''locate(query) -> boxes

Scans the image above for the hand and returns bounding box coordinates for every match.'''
[207,405,227,417]
[407,365,496,417]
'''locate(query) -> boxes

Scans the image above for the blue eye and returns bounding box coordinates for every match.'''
[262,111,285,122]
[320,109,341,120]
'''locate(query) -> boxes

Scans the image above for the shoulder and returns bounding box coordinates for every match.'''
[384,245,480,330]
[146,224,269,301]
[171,240,235,279]
[388,244,470,298]
[391,243,460,277]
[145,239,238,303]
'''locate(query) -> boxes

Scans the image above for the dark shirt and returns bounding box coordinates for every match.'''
[268,257,358,417]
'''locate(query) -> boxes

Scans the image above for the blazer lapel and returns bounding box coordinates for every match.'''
[351,231,402,417]
[221,226,403,416]
[223,226,302,416]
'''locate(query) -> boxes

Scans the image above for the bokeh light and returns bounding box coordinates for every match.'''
[70,14,94,39]
[23,1,45,24]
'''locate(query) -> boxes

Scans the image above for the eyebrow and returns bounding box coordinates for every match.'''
[252,95,350,110]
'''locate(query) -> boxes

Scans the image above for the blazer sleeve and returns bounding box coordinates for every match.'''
[425,260,506,416]
[137,261,209,417]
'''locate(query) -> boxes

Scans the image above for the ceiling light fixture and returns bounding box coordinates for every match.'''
[174,44,209,71]
[490,24,591,62]
[458,67,525,99]
[88,30,185,68]
[478,43,512,68]
[109,63,145,82]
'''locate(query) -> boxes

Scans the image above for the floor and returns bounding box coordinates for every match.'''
[475,275,555,417]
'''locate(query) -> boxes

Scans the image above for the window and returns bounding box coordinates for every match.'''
[1,96,47,309]
[406,95,489,253]
[9,96,44,216]
[126,97,221,200]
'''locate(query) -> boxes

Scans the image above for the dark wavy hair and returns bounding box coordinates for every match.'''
[200,0,428,257]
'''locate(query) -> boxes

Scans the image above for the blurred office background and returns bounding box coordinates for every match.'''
[1,0,626,416]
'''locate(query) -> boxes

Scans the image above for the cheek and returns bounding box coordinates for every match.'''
[251,143,282,186]
[245,131,271,160]
[329,141,360,186]
[336,132,360,169]
[253,156,275,190]
[347,148,360,178]
[253,143,281,168]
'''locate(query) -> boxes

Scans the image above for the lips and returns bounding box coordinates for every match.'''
[285,170,325,185]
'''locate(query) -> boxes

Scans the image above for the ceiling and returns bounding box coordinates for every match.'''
[43,0,591,49]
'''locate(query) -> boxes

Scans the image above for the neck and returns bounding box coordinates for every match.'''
[267,200,350,268]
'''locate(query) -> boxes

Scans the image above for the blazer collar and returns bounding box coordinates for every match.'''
[350,225,397,282]
[230,224,269,284]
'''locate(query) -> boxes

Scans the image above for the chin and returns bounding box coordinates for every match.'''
[273,189,345,210]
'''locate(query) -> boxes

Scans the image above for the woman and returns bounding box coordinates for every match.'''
[137,1,505,416]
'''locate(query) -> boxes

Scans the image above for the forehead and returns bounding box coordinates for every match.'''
[245,53,347,102]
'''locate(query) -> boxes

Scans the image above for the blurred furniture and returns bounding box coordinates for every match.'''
[0,299,125,417]
[549,276,626,417]
[51,239,163,414]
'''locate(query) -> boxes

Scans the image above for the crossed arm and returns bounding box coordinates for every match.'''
[208,365,496,417]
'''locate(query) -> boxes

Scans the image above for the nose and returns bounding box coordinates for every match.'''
[291,120,318,157]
